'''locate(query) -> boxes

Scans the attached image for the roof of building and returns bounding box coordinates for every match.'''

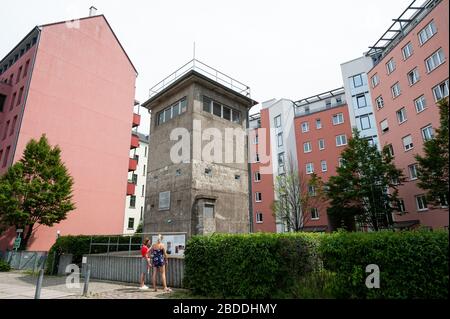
[137,132,149,143]
[294,87,345,107]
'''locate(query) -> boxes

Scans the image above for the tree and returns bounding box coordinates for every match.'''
[326,129,405,231]
[0,135,75,249]
[135,221,143,234]
[415,98,449,208]
[272,158,326,232]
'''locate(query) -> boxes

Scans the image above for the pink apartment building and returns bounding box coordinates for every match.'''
[367,0,449,229]
[0,13,140,251]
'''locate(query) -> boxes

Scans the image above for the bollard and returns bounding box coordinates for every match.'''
[34,269,44,299]
[83,264,90,296]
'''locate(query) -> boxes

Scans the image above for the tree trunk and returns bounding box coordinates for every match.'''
[19,224,34,251]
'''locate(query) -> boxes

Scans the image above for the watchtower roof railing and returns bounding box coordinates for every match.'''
[148,59,251,99]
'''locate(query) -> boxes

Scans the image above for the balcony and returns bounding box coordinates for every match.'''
[126,181,136,196]
[130,133,139,150]
[132,113,141,128]
[128,157,138,172]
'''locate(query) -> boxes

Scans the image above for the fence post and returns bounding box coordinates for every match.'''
[128,236,132,256]
[89,236,92,255]
[83,264,90,297]
[107,237,111,256]
[34,269,44,299]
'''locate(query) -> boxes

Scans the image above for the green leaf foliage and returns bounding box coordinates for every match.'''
[0,259,11,272]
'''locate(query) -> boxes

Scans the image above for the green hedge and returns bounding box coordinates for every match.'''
[0,259,11,272]
[45,235,142,275]
[320,230,449,299]
[183,233,321,298]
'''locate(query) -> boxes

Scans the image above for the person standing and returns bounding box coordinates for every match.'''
[150,234,172,292]
[139,238,151,290]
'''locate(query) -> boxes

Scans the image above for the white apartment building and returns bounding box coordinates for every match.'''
[124,132,149,234]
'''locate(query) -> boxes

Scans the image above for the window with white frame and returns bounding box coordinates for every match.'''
[386,58,396,74]
[426,48,445,73]
[432,79,449,101]
[306,163,314,174]
[386,144,394,157]
[402,42,413,60]
[408,68,420,85]
[254,171,261,182]
[408,164,418,180]
[256,212,263,223]
[397,199,406,213]
[157,97,188,125]
[332,113,344,125]
[352,74,363,88]
[308,185,316,197]
[415,195,428,211]
[255,192,262,202]
[380,119,389,133]
[303,141,312,153]
[356,94,367,108]
[360,115,371,130]
[277,133,283,147]
[316,119,322,129]
[301,122,309,133]
[311,208,320,220]
[318,139,325,150]
[396,107,407,124]
[418,20,437,45]
[371,74,380,88]
[274,115,281,128]
[375,96,384,109]
[421,125,434,141]
[321,160,327,172]
[391,82,401,98]
[278,152,285,167]
[336,134,347,147]
[402,135,414,151]
[203,96,241,123]
[414,95,427,113]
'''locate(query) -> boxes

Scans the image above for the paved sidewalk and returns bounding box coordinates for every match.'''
[0,271,175,299]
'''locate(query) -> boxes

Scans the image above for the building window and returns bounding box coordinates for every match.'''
[402,42,413,60]
[17,87,24,106]
[140,207,143,220]
[352,74,363,88]
[0,94,5,112]
[371,74,380,88]
[2,146,10,167]
[308,185,316,197]
[408,164,418,180]
[256,212,263,223]
[336,97,342,105]
[316,119,322,129]
[157,97,188,125]
[255,153,260,163]
[321,160,327,172]
[397,199,406,213]
[301,122,309,133]
[175,169,182,176]
[418,20,437,45]
[432,79,449,101]
[386,58,396,74]
[303,142,312,153]
[336,134,347,147]
[359,115,371,130]
[204,168,212,176]
[306,163,314,174]
[396,107,407,124]
[391,82,401,98]
[253,134,259,145]
[375,96,384,109]
[203,96,241,124]
[278,152,285,167]
[380,119,389,133]
[158,191,171,210]
[24,60,30,77]
[130,195,136,208]
[3,121,10,140]
[255,192,262,202]
[0,150,2,165]
[426,48,445,73]
[16,66,23,83]
[274,115,281,128]
[144,147,147,157]
[254,172,261,182]
[311,208,319,220]
[407,68,420,86]
[325,99,332,108]
[402,135,414,151]
[235,174,241,181]
[141,185,145,197]
[415,195,428,211]
[318,139,325,150]
[414,95,427,113]
[128,218,135,230]
[10,93,16,111]
[356,94,367,108]
[143,165,146,176]
[332,113,344,125]
[338,157,344,168]
[421,125,434,141]
[10,116,17,136]
[277,133,283,147]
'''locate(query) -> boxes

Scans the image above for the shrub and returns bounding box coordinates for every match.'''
[0,259,11,272]
[320,230,449,299]
[183,233,321,299]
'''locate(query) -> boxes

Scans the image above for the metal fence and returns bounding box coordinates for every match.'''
[1,251,47,272]
[83,254,185,288]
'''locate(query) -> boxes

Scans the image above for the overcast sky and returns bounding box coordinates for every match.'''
[0,0,413,134]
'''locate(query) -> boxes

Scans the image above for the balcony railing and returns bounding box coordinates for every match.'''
[295,100,346,117]
[130,133,139,150]
[128,158,138,172]
[132,113,141,128]
[126,182,136,196]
